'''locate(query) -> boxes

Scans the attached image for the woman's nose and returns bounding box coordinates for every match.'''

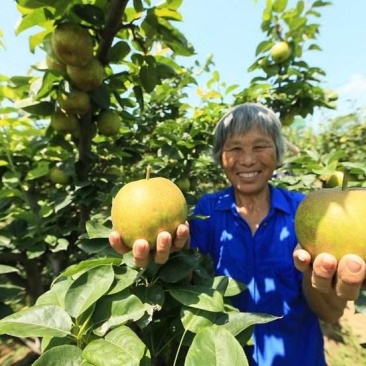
[239,150,256,165]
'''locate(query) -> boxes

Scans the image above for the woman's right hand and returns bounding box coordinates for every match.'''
[109,223,189,268]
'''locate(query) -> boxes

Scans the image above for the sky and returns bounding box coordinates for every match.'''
[1,0,366,122]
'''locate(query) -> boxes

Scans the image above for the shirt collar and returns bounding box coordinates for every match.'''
[215,184,292,214]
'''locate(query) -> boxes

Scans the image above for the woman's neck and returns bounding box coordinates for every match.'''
[234,186,271,234]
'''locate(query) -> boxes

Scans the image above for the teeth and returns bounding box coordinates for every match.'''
[239,172,258,178]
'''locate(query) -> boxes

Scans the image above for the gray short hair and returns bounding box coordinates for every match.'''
[212,103,286,166]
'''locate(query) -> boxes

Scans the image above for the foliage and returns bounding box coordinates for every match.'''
[234,0,337,124]
[273,111,366,193]
[0,0,220,308]
[0,224,277,365]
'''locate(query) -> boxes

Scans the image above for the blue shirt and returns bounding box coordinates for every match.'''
[190,184,326,366]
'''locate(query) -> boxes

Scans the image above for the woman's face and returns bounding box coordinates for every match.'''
[221,126,277,196]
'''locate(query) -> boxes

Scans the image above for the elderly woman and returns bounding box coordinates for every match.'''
[109,103,365,365]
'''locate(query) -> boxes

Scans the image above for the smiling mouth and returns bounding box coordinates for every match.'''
[238,171,259,179]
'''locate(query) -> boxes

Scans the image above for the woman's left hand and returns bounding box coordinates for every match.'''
[293,245,366,301]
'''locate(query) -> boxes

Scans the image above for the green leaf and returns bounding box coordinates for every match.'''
[0,264,20,275]
[168,286,224,312]
[222,277,247,297]
[36,278,73,308]
[109,41,131,64]
[222,311,280,337]
[153,17,194,56]
[133,85,144,110]
[140,64,158,93]
[272,0,288,13]
[255,40,273,56]
[92,290,145,336]
[36,72,64,101]
[155,7,182,21]
[83,326,150,365]
[2,170,21,188]
[65,265,115,318]
[33,345,82,366]
[89,83,111,110]
[185,325,249,366]
[15,7,50,35]
[156,62,177,79]
[107,265,139,295]
[133,0,144,12]
[181,306,227,333]
[25,161,49,180]
[56,257,122,281]
[0,305,72,338]
[312,1,332,7]
[20,101,54,116]
[308,43,322,51]
[157,250,201,283]
[85,220,112,239]
[131,283,165,322]
[16,0,57,9]
[166,0,183,11]
[76,238,114,255]
[71,4,105,26]
[0,284,25,302]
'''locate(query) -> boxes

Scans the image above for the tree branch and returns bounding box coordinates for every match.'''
[97,0,130,65]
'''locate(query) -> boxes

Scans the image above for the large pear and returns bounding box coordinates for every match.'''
[52,23,94,67]
[111,176,187,249]
[295,188,366,260]
[66,58,104,91]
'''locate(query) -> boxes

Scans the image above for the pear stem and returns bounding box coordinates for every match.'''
[341,167,351,191]
[146,165,151,180]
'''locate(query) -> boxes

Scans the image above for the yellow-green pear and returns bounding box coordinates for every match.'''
[271,41,291,63]
[49,166,70,185]
[175,177,191,191]
[50,110,79,135]
[51,23,94,67]
[46,55,66,71]
[111,170,187,249]
[295,188,366,261]
[324,171,344,188]
[96,110,121,136]
[66,58,104,91]
[58,90,91,115]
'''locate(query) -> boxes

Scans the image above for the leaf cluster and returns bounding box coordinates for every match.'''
[235,0,336,123]
[0,228,277,365]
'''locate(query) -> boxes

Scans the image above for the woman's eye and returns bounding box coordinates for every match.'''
[225,146,239,152]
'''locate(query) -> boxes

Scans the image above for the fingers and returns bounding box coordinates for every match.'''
[109,231,128,254]
[293,244,311,272]
[311,253,338,293]
[308,252,366,301]
[154,231,173,264]
[171,223,190,252]
[109,223,190,268]
[132,239,151,268]
[335,254,366,300]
